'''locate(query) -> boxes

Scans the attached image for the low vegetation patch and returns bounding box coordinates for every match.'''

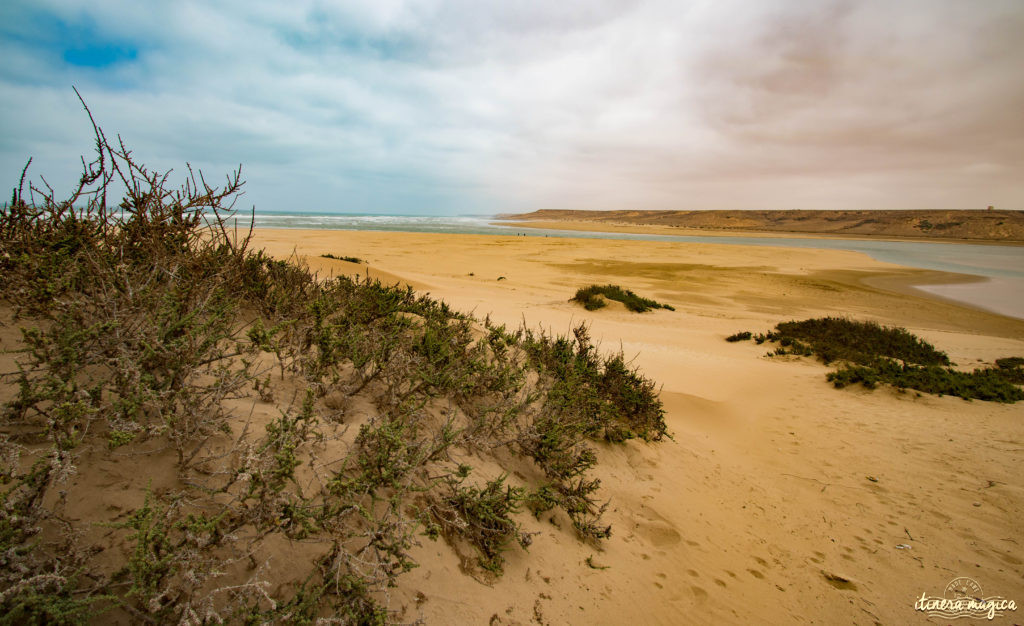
[321,253,363,263]
[995,357,1024,384]
[0,105,668,622]
[571,284,675,313]
[825,360,1024,403]
[755,317,950,366]
[727,317,1023,403]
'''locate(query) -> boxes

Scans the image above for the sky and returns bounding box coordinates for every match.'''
[1,1,1022,215]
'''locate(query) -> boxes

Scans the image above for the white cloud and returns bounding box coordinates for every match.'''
[1,0,1022,213]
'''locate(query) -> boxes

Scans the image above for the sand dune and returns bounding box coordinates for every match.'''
[249,228,1024,624]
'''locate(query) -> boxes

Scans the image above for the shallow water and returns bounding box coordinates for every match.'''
[240,212,1024,319]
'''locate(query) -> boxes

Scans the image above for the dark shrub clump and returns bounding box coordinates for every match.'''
[759,317,949,366]
[571,284,674,312]
[321,253,363,263]
[732,317,1023,403]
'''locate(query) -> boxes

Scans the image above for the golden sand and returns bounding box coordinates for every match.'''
[247,227,1024,624]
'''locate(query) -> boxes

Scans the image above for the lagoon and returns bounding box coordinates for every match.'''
[244,212,1024,319]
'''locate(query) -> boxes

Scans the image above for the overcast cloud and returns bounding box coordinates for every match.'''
[1,0,1021,214]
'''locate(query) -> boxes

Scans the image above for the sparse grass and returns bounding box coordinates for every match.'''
[571,284,674,313]
[732,317,1023,403]
[321,253,363,263]
[585,555,609,570]
[0,103,670,621]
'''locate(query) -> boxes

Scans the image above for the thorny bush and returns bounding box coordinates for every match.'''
[0,96,668,623]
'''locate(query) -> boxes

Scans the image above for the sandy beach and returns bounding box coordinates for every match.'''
[7,1,1023,620]
[249,227,1024,624]
[6,2,1024,621]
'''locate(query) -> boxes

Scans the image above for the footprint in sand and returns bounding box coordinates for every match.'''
[625,446,660,483]
[634,507,682,547]
[821,571,858,591]
[638,521,681,547]
[997,552,1022,566]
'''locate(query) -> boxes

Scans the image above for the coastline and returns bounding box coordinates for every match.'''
[250,221,1024,322]
[245,226,1024,624]
[495,219,1024,319]
[250,227,1024,337]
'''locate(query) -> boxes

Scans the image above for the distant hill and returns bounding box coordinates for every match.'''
[501,209,1024,242]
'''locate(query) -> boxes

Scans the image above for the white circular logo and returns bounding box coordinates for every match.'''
[945,577,983,600]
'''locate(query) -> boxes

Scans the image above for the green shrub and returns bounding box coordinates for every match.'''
[521,324,668,443]
[0,102,670,620]
[571,284,674,313]
[763,317,949,366]
[515,324,665,539]
[995,357,1024,383]
[440,474,528,574]
[828,362,1024,403]
[996,356,1024,369]
[735,317,1023,403]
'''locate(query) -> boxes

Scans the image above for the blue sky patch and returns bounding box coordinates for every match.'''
[63,43,138,68]
[1,6,141,69]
